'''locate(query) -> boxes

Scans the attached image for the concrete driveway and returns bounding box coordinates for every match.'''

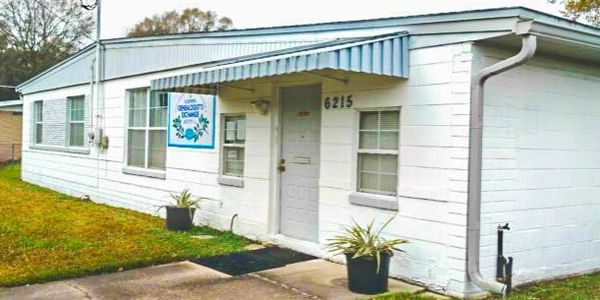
[0,260,442,300]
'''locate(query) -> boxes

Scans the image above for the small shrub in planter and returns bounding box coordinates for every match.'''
[327,218,408,295]
[158,189,212,231]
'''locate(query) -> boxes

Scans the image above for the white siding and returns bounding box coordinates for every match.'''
[23,69,277,240]
[317,43,473,297]
[19,39,600,299]
[475,45,600,287]
[21,43,474,297]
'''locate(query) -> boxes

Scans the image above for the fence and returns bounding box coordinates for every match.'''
[0,144,21,164]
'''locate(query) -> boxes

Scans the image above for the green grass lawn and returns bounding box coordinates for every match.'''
[368,273,600,300]
[366,291,440,300]
[0,164,249,287]
[485,273,600,300]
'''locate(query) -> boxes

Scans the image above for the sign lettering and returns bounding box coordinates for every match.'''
[168,93,216,149]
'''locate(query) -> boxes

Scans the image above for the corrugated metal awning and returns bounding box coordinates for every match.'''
[151,32,409,91]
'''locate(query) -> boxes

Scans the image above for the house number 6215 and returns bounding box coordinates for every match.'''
[324,95,353,109]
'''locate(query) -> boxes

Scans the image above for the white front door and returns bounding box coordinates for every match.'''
[279,85,321,242]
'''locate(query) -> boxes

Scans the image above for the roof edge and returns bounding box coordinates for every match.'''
[103,6,596,44]
[16,43,96,91]
[17,7,600,93]
[0,100,23,107]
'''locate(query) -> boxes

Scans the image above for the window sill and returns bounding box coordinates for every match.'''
[349,192,398,211]
[30,144,90,155]
[217,175,244,188]
[122,167,166,179]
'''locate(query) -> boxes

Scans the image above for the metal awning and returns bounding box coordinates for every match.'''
[151,32,409,91]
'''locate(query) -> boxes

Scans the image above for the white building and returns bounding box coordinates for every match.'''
[16,7,600,298]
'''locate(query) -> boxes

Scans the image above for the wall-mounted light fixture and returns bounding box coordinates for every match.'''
[251,99,270,115]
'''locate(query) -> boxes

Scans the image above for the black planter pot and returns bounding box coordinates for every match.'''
[165,207,196,231]
[345,252,391,295]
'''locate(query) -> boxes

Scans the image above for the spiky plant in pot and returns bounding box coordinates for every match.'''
[159,188,210,231]
[327,217,408,295]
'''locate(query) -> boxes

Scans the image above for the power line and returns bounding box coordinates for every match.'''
[32,0,94,40]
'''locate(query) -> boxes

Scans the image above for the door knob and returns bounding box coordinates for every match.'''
[278,159,286,172]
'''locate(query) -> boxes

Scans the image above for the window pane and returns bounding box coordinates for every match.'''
[69,123,85,147]
[236,119,246,141]
[70,97,84,121]
[150,92,168,127]
[35,124,43,144]
[360,172,379,192]
[360,111,378,130]
[224,147,244,177]
[380,111,400,130]
[358,153,398,194]
[127,129,146,168]
[380,174,397,193]
[148,130,166,170]
[130,109,146,127]
[359,153,380,192]
[149,107,167,128]
[359,153,379,172]
[224,115,246,144]
[359,131,378,149]
[380,154,398,174]
[225,120,237,143]
[380,132,399,150]
[35,101,43,122]
[129,89,147,127]
[130,89,147,108]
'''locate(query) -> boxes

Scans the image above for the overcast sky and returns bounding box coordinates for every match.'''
[99,0,563,39]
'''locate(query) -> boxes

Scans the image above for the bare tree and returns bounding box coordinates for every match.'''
[0,0,93,100]
[127,8,233,38]
[551,0,600,26]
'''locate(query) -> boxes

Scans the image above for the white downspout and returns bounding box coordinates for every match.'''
[466,33,537,295]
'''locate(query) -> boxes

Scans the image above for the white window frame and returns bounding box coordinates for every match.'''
[220,114,246,178]
[125,88,168,171]
[67,96,85,147]
[356,108,400,196]
[33,100,43,145]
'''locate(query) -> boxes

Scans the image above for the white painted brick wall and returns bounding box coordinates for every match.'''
[21,43,474,298]
[317,43,474,297]
[474,44,600,286]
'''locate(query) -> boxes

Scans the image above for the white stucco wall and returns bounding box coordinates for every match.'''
[475,44,600,288]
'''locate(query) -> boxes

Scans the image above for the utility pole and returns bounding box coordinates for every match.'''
[94,1,102,130]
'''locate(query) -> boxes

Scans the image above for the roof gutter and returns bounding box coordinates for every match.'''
[466,27,537,295]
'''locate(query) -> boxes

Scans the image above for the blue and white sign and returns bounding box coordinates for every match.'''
[168,93,216,149]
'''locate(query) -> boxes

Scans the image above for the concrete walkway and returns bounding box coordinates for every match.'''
[0,260,442,300]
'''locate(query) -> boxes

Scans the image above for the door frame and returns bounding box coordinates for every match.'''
[268,81,323,238]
